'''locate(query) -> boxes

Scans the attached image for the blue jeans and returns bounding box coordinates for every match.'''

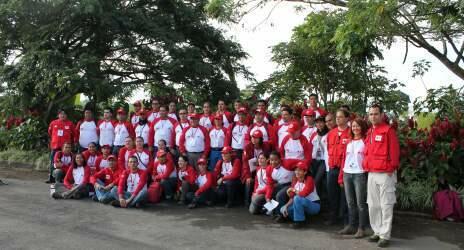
[110,186,148,207]
[208,149,223,171]
[94,180,116,203]
[287,196,321,222]
[344,172,368,229]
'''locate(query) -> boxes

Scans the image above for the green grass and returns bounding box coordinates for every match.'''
[0,149,49,171]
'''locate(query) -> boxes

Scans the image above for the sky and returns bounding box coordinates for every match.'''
[132,2,463,105]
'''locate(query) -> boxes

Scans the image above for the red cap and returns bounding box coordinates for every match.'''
[197,158,207,165]
[296,161,308,171]
[254,108,265,115]
[133,100,142,107]
[214,114,222,120]
[238,107,247,114]
[108,155,116,161]
[251,130,263,138]
[189,113,200,120]
[156,150,167,157]
[117,108,126,114]
[303,109,315,117]
[287,122,301,133]
[221,146,233,154]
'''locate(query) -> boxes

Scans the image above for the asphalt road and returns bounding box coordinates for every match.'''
[0,169,463,250]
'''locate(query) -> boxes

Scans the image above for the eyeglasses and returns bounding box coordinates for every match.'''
[179,113,187,115]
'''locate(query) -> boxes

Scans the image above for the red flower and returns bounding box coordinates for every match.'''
[450,139,459,151]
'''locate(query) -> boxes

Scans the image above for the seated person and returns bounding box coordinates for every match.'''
[52,153,90,199]
[214,146,241,208]
[249,153,272,214]
[90,155,121,203]
[176,155,197,205]
[110,156,148,208]
[147,150,177,201]
[277,161,321,228]
[186,158,214,209]
[52,142,74,183]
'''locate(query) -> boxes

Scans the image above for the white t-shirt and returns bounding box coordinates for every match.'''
[343,139,365,174]
[72,166,85,185]
[78,121,98,148]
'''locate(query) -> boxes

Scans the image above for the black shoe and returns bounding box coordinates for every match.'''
[324,219,337,226]
[92,195,99,202]
[274,215,286,223]
[110,200,121,207]
[291,221,305,229]
[51,192,63,199]
[377,239,389,248]
[188,203,197,209]
[368,234,380,243]
[45,179,55,184]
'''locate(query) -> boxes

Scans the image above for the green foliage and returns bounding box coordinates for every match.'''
[0,149,49,171]
[7,117,48,151]
[396,179,435,211]
[253,11,410,115]
[0,0,250,122]
[413,85,464,122]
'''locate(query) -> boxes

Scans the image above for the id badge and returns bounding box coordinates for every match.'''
[57,129,64,137]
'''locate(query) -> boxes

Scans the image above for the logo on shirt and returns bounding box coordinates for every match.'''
[375,135,382,142]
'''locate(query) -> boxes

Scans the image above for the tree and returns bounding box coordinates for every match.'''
[252,11,410,115]
[206,0,464,81]
[0,0,250,122]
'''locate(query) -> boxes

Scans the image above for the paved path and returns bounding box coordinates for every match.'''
[0,170,463,250]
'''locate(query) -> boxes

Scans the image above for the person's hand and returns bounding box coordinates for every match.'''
[266,198,271,203]
[120,199,127,208]
[217,178,223,186]
[127,196,134,204]
[55,162,63,169]
[282,205,288,218]
[339,183,344,188]
[246,178,252,185]
[286,188,294,196]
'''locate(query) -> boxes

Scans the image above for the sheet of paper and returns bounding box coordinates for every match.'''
[264,199,279,213]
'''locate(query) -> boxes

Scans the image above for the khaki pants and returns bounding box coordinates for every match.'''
[367,172,396,240]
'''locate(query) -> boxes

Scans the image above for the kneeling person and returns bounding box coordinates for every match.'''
[186,158,215,209]
[249,153,272,214]
[214,146,241,208]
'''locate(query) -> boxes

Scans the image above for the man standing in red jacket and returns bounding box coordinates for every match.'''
[363,104,399,248]
[46,109,74,183]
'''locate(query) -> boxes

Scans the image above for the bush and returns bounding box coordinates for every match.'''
[7,117,48,151]
[396,179,435,211]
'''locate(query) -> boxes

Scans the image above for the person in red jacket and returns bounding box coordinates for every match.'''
[186,158,215,209]
[214,146,241,208]
[82,142,101,175]
[254,99,274,124]
[52,153,90,200]
[326,109,351,225]
[280,122,313,170]
[242,130,272,207]
[129,137,152,170]
[52,142,74,183]
[304,93,327,122]
[118,137,135,170]
[278,161,320,228]
[46,109,74,183]
[216,99,233,129]
[245,108,275,147]
[232,100,252,125]
[90,155,121,204]
[111,156,148,208]
[148,105,177,155]
[249,153,272,214]
[179,114,210,170]
[113,108,135,156]
[130,100,143,127]
[208,114,230,171]
[199,101,214,129]
[363,104,400,247]
[228,107,250,161]
[176,155,197,205]
[74,109,98,153]
[275,107,293,149]
[148,150,177,201]
[147,98,161,123]
[95,144,113,171]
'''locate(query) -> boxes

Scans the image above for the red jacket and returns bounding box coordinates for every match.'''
[244,122,276,148]
[54,151,73,174]
[82,150,101,174]
[327,127,351,169]
[252,165,273,198]
[195,172,214,196]
[241,142,272,182]
[287,176,315,199]
[63,165,90,189]
[265,164,294,199]
[362,123,400,173]
[214,159,241,181]
[90,167,122,186]
[118,169,147,196]
[94,155,113,173]
[48,119,74,150]
[177,165,197,190]
[150,161,176,181]
[117,146,133,170]
[279,134,312,169]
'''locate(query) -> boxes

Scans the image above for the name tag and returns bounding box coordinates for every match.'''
[105,174,111,180]
[57,129,64,137]
[375,135,382,142]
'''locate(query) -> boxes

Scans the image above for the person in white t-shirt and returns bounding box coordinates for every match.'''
[338,118,369,238]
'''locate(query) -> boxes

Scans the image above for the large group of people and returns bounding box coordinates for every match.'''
[47,94,399,248]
